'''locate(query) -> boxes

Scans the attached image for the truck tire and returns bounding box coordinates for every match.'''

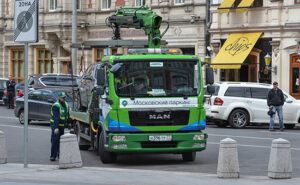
[284,124,295,129]
[99,131,117,163]
[229,109,249,128]
[75,123,89,150]
[182,152,196,162]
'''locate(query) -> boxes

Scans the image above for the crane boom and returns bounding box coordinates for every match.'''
[107,6,167,48]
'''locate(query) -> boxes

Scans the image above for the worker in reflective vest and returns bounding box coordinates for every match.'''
[50,92,69,161]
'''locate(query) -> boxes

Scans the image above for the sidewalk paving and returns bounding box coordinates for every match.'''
[0,163,299,185]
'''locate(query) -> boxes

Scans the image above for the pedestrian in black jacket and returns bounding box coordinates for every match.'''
[267,81,284,131]
[6,75,16,109]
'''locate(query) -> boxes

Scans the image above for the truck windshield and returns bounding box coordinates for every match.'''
[114,60,199,97]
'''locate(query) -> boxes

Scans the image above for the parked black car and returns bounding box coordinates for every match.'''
[14,89,72,124]
[0,78,8,105]
[28,74,80,90]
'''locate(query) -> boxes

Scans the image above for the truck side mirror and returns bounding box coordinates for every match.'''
[206,85,215,94]
[205,66,214,85]
[96,68,105,86]
[110,63,122,74]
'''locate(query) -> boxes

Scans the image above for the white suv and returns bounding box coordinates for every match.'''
[205,82,300,129]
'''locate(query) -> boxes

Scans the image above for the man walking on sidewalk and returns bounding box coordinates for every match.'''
[267,81,284,131]
[50,92,69,161]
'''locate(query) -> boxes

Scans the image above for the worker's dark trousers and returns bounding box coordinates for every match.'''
[7,92,14,109]
[50,127,65,159]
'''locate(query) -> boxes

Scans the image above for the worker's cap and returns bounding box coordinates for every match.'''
[58,92,66,98]
[273,81,278,85]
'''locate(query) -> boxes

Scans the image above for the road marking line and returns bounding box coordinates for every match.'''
[208,133,275,140]
[0,116,18,120]
[259,130,300,135]
[208,142,300,151]
[0,124,50,131]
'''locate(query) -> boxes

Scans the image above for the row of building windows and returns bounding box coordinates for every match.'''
[9,48,119,82]
[48,0,187,11]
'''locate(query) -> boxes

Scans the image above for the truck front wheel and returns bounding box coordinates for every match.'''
[99,132,117,163]
[182,152,196,162]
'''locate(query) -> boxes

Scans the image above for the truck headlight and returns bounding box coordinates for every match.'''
[112,135,126,142]
[193,134,205,141]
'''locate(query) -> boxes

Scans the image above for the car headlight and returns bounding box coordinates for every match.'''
[193,134,205,141]
[112,135,126,142]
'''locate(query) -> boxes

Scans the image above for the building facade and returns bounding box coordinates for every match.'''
[0,0,207,83]
[209,0,300,99]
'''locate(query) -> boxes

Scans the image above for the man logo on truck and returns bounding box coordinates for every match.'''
[149,113,171,120]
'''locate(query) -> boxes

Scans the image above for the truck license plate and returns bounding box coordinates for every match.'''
[149,135,172,142]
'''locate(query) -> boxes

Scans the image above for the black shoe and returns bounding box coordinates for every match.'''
[50,157,55,161]
[280,129,284,132]
[269,129,275,132]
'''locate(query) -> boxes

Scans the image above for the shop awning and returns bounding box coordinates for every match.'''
[211,32,262,69]
[236,0,255,12]
[218,0,236,13]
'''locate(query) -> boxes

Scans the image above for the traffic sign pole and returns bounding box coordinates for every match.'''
[24,42,29,168]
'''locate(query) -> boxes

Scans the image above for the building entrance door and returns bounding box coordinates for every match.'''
[290,54,300,99]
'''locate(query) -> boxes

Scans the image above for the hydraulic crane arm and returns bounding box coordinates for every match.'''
[106,6,169,48]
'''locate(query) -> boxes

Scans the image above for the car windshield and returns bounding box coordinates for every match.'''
[114,60,200,97]
[52,91,72,102]
[0,80,7,88]
[40,76,78,87]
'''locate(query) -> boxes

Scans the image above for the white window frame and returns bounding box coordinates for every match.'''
[136,0,146,6]
[102,0,111,10]
[49,0,58,11]
[175,0,185,5]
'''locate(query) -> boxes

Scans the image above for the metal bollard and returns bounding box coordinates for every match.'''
[217,138,239,178]
[0,130,7,164]
[268,138,292,179]
[59,133,82,169]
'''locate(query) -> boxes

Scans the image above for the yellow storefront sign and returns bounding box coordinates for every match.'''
[211,32,262,69]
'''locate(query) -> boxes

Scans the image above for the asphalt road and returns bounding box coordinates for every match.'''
[0,105,300,177]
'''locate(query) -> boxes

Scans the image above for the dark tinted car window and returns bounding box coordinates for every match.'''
[41,91,55,102]
[0,80,7,88]
[250,88,269,99]
[40,76,77,87]
[224,87,245,97]
[28,91,42,101]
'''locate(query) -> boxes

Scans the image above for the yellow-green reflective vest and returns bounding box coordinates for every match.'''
[50,101,69,127]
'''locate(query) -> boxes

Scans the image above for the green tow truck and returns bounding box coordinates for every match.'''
[70,6,215,163]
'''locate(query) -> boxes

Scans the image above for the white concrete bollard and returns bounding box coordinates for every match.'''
[0,130,7,164]
[59,133,82,169]
[268,138,292,179]
[217,138,239,178]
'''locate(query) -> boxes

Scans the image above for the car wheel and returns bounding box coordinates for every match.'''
[99,131,117,163]
[229,109,249,128]
[284,124,295,129]
[182,152,196,162]
[75,122,89,150]
[19,110,24,124]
